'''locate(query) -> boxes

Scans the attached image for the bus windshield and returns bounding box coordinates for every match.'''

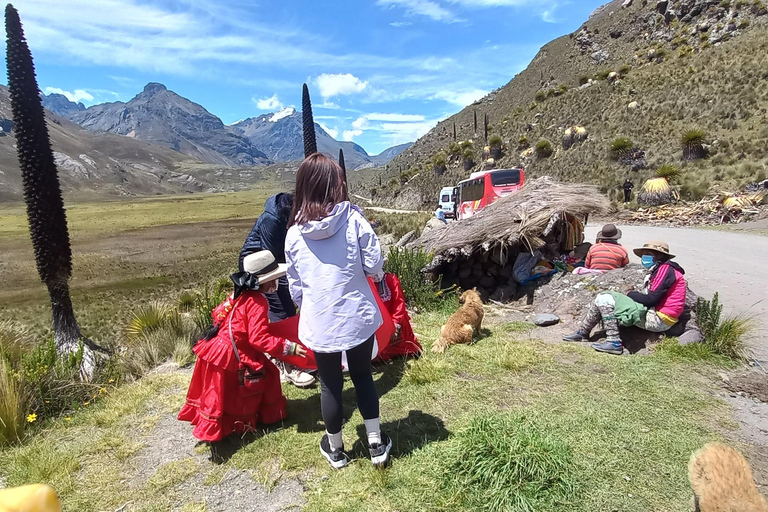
[490,169,521,187]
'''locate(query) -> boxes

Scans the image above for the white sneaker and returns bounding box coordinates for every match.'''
[283,364,317,388]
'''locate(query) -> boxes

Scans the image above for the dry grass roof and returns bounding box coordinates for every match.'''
[417,176,609,255]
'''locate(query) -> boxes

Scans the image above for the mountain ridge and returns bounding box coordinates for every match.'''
[43,86,412,170]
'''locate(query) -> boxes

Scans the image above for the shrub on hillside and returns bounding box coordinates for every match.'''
[609,137,634,160]
[535,90,546,102]
[535,140,554,158]
[596,69,612,80]
[448,142,461,156]
[384,247,451,312]
[696,293,752,360]
[557,84,569,95]
[683,129,707,160]
[488,134,503,148]
[656,164,681,182]
[518,135,530,149]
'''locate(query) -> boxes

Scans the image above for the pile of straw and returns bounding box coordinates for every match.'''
[416,177,609,256]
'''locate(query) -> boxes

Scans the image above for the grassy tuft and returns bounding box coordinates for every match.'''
[440,412,575,511]
[682,129,707,160]
[695,293,752,360]
[0,320,34,362]
[653,338,733,365]
[0,358,27,445]
[656,164,681,182]
[178,291,197,312]
[497,342,541,372]
[610,137,634,159]
[125,302,175,342]
[489,134,503,148]
[535,140,554,158]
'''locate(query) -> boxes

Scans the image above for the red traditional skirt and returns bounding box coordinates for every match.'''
[178,357,286,442]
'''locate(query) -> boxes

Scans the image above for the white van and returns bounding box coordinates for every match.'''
[438,186,457,219]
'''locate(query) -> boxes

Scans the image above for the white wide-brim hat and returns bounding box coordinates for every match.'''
[243,251,288,285]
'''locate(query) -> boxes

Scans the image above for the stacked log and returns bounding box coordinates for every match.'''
[427,245,521,302]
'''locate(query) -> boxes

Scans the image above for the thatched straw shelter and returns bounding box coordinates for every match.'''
[412,177,610,301]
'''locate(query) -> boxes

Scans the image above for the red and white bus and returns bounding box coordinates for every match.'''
[456,167,525,220]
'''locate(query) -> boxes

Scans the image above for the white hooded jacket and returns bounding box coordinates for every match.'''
[284,202,384,353]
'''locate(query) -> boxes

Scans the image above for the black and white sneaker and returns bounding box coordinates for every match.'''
[320,434,351,469]
[369,433,392,468]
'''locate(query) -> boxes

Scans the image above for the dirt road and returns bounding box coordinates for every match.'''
[586,224,768,364]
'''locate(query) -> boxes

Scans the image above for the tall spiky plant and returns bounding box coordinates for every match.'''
[483,113,488,143]
[338,148,346,182]
[452,122,456,140]
[302,83,317,157]
[5,4,97,378]
[473,110,478,134]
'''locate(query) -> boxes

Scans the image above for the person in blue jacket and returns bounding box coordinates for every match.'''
[239,193,316,388]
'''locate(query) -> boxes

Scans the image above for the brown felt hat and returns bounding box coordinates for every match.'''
[633,240,675,259]
[597,223,622,241]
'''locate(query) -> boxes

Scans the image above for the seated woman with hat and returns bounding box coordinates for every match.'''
[581,224,629,273]
[563,240,686,355]
[178,250,311,462]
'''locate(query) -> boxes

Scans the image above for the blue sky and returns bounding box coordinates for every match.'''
[8,0,607,155]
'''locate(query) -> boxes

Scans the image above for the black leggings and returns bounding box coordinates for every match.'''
[314,335,379,434]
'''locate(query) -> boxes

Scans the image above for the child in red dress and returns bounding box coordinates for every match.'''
[178,251,310,461]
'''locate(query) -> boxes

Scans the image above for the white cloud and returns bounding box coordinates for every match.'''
[431,88,489,106]
[343,129,364,141]
[254,93,283,111]
[377,0,457,21]
[315,73,368,98]
[366,113,426,122]
[390,21,413,27]
[318,122,339,139]
[320,100,341,110]
[43,87,94,103]
[352,117,369,130]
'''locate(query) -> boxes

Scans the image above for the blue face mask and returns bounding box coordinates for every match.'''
[641,255,655,269]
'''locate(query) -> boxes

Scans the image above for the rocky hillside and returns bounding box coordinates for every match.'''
[56,83,270,166]
[370,143,413,166]
[371,0,768,209]
[0,86,287,200]
[232,108,375,170]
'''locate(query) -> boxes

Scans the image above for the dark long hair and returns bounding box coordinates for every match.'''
[291,153,349,226]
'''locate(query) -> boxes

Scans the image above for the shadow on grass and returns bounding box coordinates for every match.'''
[588,327,663,354]
[210,357,410,463]
[352,410,450,461]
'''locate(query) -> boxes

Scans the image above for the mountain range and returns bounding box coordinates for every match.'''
[41,85,411,171]
[373,0,768,209]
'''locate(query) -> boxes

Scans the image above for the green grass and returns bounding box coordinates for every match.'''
[0,307,735,511]
[0,189,273,239]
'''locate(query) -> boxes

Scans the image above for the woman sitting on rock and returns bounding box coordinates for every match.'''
[178,251,311,462]
[563,241,686,355]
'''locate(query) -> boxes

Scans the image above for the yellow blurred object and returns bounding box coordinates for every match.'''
[0,485,61,512]
[722,195,751,209]
[641,177,671,194]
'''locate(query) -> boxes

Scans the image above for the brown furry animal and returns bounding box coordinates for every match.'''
[432,289,484,353]
[689,442,768,512]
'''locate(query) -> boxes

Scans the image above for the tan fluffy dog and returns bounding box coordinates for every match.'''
[432,289,484,353]
[689,442,768,512]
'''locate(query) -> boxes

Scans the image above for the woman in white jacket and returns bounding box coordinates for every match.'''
[285,153,391,469]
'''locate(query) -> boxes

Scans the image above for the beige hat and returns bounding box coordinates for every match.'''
[243,251,288,285]
[633,240,675,259]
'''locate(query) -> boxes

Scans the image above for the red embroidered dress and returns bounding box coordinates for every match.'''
[178,291,305,442]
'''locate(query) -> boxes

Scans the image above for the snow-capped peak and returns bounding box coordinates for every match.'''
[269,107,295,123]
